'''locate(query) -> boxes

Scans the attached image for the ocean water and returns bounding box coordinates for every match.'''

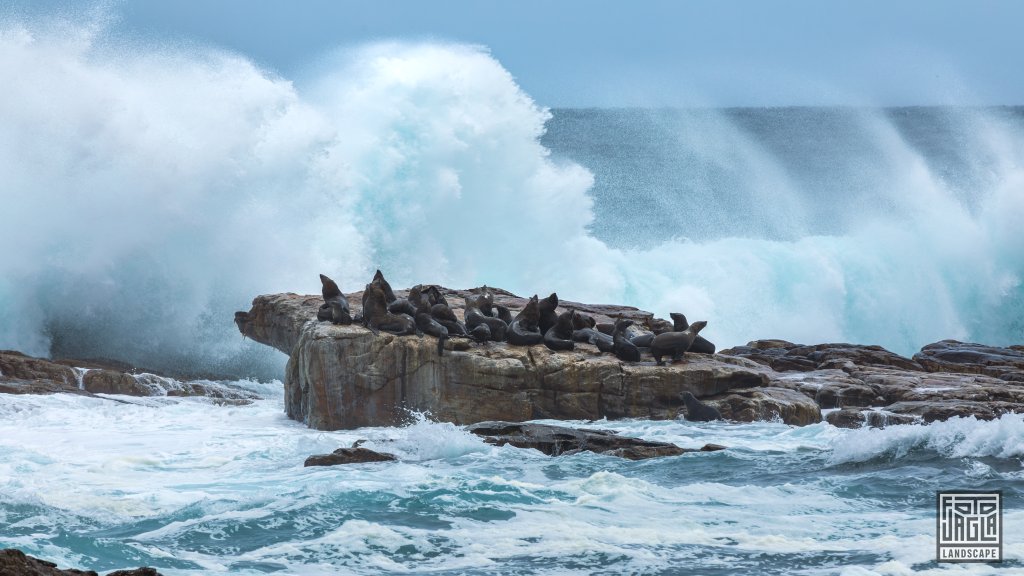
[1,19,1022,378]
[1,385,1022,575]
[2,14,1024,575]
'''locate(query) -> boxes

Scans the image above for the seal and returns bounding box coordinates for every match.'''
[415,311,448,356]
[544,310,576,351]
[538,292,559,335]
[507,295,544,346]
[469,323,491,344]
[646,316,674,335]
[362,283,416,335]
[670,313,716,354]
[650,320,708,365]
[572,312,596,330]
[372,269,397,302]
[317,273,352,325]
[595,322,615,336]
[465,294,507,342]
[612,318,641,362]
[430,303,468,336]
[629,331,656,348]
[495,304,514,325]
[388,284,422,317]
[572,328,615,352]
[681,391,723,422]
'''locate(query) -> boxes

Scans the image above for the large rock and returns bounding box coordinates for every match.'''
[914,340,1024,382]
[239,292,770,430]
[237,289,1024,429]
[304,445,397,466]
[466,421,717,460]
[720,341,923,372]
[0,549,160,576]
[703,386,823,426]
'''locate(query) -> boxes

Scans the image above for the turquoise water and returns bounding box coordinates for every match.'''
[1,385,1022,574]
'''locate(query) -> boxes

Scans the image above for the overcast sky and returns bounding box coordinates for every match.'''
[9,0,1024,107]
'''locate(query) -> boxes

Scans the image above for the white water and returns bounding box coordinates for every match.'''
[0,389,1021,574]
[0,16,1022,375]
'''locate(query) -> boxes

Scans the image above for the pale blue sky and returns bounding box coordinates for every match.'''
[8,0,1024,106]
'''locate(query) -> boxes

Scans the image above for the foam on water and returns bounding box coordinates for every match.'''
[1,391,1021,574]
[1,14,1022,379]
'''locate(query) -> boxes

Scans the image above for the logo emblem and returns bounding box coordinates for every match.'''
[937,491,1002,563]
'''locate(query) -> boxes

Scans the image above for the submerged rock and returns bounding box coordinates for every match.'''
[0,548,160,576]
[304,445,397,466]
[466,421,716,460]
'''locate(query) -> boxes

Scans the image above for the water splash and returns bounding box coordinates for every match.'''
[0,15,1022,379]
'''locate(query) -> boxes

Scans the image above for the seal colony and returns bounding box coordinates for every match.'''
[316,269,714,363]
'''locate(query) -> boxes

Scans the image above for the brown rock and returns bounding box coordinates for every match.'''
[825,408,917,429]
[704,386,822,426]
[466,421,704,460]
[720,341,923,372]
[914,340,1024,382]
[304,446,397,466]
[1,351,260,402]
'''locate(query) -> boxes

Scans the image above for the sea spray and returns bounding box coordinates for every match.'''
[1,16,1022,379]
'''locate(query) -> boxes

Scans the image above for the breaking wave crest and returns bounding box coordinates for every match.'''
[1,14,1022,378]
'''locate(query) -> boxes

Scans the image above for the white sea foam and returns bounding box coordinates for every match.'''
[828,412,1024,464]
[1,13,1022,377]
[2,392,1022,574]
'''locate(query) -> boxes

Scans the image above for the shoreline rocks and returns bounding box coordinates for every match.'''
[0,549,160,576]
[0,350,261,403]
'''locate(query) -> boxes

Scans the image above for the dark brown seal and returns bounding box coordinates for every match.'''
[508,295,544,346]
[651,320,708,365]
[317,273,352,325]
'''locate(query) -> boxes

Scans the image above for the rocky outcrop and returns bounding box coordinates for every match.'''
[0,351,260,403]
[913,340,1024,382]
[466,421,722,460]
[0,549,160,576]
[704,387,823,426]
[720,339,1024,426]
[304,444,397,466]
[237,287,1024,430]
[238,291,774,430]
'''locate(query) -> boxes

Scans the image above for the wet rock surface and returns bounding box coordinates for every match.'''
[304,445,397,466]
[0,549,160,576]
[0,350,260,402]
[466,421,713,460]
[720,339,1024,426]
[237,288,1024,430]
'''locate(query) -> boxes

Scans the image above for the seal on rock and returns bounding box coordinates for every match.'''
[430,303,468,336]
[469,323,491,344]
[415,311,449,356]
[362,283,416,335]
[612,318,641,362]
[544,309,576,351]
[670,313,716,354]
[572,327,615,353]
[538,293,559,335]
[507,295,544,346]
[651,320,708,366]
[465,294,507,342]
[681,391,723,422]
[317,274,352,325]
[372,269,397,302]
